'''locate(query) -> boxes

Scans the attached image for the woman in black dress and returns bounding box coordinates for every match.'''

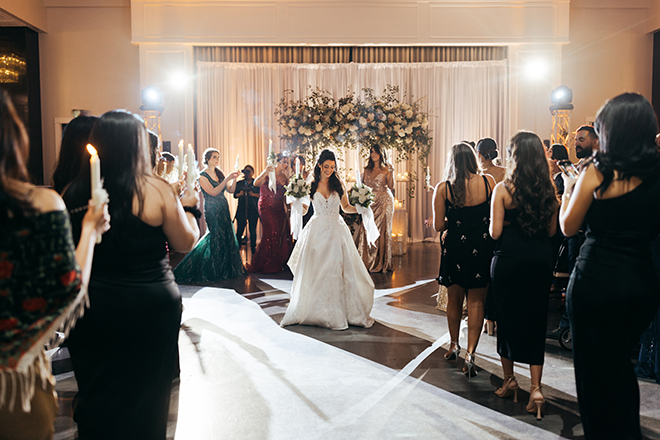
[489,131,558,419]
[560,93,660,439]
[433,143,495,377]
[64,110,200,440]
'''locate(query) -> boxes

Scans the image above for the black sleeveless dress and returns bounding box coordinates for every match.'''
[490,208,553,365]
[64,183,181,440]
[567,174,660,440]
[438,176,494,289]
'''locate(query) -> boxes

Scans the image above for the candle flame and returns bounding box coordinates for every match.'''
[178,139,183,147]
[86,144,97,155]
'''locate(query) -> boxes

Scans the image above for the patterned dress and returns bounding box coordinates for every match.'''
[173,171,245,283]
[438,176,494,288]
[247,176,292,273]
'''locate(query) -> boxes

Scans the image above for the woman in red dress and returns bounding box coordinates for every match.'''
[248,153,292,273]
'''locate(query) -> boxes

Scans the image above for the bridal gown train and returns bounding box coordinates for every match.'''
[281,192,375,330]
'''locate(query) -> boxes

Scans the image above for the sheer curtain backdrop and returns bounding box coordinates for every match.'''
[196,60,508,242]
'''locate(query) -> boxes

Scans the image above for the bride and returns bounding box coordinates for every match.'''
[281,149,375,330]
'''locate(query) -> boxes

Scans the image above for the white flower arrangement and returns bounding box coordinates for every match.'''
[285,173,311,199]
[349,183,375,209]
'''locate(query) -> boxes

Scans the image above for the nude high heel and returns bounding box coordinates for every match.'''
[526,385,545,420]
[494,375,519,402]
[444,341,461,361]
[483,320,494,336]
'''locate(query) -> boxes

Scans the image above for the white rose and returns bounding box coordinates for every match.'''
[313,115,320,121]
[294,185,300,192]
[395,117,403,124]
[289,120,296,128]
[422,119,429,128]
[314,133,320,140]
[378,122,385,130]
[298,126,305,134]
[394,125,401,132]
[359,117,368,127]
[352,189,359,198]
[359,187,367,195]
[347,114,355,120]
[405,109,414,119]
[368,113,375,121]
[398,130,406,137]
[359,195,367,204]
[412,121,420,128]
[297,179,305,186]
[349,125,358,132]
[406,126,413,134]
[403,103,411,111]
[315,123,323,132]
[387,113,395,121]
[335,115,342,122]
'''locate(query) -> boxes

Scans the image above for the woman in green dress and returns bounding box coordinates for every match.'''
[173,148,245,283]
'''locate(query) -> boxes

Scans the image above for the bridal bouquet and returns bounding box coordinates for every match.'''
[285,174,311,240]
[349,183,379,246]
[349,183,375,208]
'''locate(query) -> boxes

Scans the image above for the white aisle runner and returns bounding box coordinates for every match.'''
[175,287,567,440]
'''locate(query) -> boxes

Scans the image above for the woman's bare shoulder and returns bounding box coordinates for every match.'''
[28,185,67,213]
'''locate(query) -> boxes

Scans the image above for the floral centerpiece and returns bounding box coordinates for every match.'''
[275,85,432,198]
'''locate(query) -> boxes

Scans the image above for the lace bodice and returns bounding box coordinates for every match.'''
[312,192,341,217]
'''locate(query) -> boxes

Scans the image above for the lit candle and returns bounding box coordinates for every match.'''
[235,154,239,171]
[178,140,184,180]
[87,144,101,202]
[355,160,361,186]
[269,139,273,157]
[186,144,196,193]
[295,157,300,175]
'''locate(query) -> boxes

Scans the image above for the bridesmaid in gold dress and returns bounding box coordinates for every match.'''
[362,145,395,272]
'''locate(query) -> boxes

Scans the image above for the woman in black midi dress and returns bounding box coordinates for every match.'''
[489,131,558,419]
[560,93,660,440]
[433,143,495,377]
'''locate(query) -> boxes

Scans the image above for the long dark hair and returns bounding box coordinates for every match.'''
[592,93,660,194]
[203,148,224,182]
[52,115,98,194]
[365,144,388,170]
[443,143,479,208]
[504,131,558,237]
[88,110,151,227]
[0,89,33,223]
[311,149,343,198]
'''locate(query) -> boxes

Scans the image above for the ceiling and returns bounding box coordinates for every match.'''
[0,9,26,27]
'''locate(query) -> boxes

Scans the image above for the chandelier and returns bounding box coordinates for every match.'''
[0,54,26,83]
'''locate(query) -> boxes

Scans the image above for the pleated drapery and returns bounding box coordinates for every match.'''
[195,60,508,242]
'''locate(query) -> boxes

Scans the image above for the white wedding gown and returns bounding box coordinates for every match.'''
[281,191,375,330]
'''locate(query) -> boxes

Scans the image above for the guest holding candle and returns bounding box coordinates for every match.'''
[174,148,245,282]
[249,152,292,273]
[361,145,394,272]
[62,110,200,440]
[0,90,109,440]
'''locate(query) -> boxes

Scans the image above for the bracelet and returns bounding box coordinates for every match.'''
[183,206,202,219]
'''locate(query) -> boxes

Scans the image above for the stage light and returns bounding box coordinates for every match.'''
[551,85,573,106]
[169,72,188,90]
[525,59,547,80]
[140,86,164,112]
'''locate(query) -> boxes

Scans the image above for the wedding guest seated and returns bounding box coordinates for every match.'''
[51,115,98,194]
[234,165,260,254]
[63,110,200,440]
[0,90,109,440]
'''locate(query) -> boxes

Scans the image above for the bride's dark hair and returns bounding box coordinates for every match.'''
[311,149,344,198]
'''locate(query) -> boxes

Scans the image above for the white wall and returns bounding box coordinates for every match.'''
[39,2,140,182]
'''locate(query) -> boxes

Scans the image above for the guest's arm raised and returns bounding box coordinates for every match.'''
[254,165,274,187]
[200,170,240,197]
[147,177,200,252]
[559,164,598,237]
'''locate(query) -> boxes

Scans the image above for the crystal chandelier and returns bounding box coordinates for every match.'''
[0,54,26,83]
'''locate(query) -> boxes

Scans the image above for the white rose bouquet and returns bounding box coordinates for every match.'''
[349,182,375,208]
[285,174,311,240]
[349,182,380,246]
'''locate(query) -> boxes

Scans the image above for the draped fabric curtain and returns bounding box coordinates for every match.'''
[196,60,508,242]
[194,46,507,64]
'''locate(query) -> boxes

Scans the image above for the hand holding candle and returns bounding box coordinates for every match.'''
[86,144,109,243]
[267,139,277,193]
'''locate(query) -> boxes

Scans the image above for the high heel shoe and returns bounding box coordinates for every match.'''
[444,341,461,361]
[463,352,477,378]
[494,375,519,402]
[526,385,545,420]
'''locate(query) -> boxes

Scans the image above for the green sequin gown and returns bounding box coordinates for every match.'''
[173,171,245,283]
